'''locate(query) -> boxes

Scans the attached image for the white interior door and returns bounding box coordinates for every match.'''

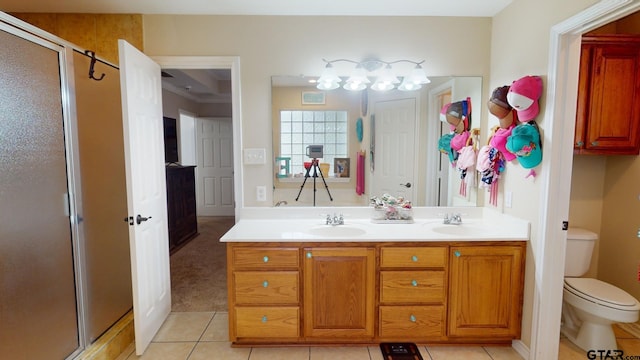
[372,98,417,200]
[196,117,235,216]
[118,39,171,355]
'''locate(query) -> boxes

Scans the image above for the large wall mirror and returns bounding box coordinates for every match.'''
[271,75,482,208]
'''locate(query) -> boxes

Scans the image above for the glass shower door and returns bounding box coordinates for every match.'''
[0,27,80,359]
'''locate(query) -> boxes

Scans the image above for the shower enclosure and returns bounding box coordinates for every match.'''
[1,16,132,359]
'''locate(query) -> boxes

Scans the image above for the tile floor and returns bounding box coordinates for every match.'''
[116,311,640,360]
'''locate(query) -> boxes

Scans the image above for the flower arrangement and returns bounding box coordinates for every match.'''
[370,193,413,222]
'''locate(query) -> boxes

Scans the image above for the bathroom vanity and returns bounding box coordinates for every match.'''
[222,207,529,346]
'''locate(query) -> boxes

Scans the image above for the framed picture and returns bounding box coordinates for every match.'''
[334,157,350,178]
[302,91,325,105]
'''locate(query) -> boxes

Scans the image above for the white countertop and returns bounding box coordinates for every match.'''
[221,207,530,242]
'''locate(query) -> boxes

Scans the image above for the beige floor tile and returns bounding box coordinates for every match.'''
[189,342,251,360]
[368,345,385,360]
[483,346,524,360]
[310,346,371,360]
[558,337,587,360]
[200,312,229,341]
[618,338,640,354]
[125,342,195,360]
[249,346,310,360]
[426,346,491,360]
[153,312,215,342]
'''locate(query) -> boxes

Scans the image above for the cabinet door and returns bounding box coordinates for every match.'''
[576,38,640,154]
[448,245,524,338]
[303,247,375,339]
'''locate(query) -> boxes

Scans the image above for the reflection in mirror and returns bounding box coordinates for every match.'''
[271,76,482,208]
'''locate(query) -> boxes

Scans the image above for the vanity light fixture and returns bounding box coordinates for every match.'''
[317,58,430,92]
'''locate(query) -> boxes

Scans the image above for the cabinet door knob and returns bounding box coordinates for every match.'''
[411,255,418,262]
[306,252,312,259]
[576,141,584,147]
[262,315,267,323]
[591,141,598,146]
[454,250,461,257]
[263,280,269,288]
[411,280,418,287]
[263,256,269,263]
[410,314,417,322]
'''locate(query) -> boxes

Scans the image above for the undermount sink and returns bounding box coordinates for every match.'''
[306,225,367,237]
[430,224,492,236]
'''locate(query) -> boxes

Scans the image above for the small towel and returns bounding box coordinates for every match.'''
[356,151,365,195]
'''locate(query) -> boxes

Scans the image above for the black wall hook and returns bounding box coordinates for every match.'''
[85,50,105,81]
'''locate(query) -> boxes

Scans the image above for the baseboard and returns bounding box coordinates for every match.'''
[75,311,134,360]
[512,339,530,360]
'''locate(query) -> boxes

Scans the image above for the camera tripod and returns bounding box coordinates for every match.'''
[295,159,333,206]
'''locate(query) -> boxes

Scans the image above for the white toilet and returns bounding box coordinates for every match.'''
[561,227,640,351]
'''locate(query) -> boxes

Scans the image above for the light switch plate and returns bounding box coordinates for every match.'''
[244,148,266,165]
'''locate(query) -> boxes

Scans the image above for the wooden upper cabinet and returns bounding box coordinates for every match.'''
[448,245,525,339]
[303,247,376,339]
[575,35,640,155]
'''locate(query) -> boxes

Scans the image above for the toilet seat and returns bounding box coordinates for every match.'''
[564,278,640,311]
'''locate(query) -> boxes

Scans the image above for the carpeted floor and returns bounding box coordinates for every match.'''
[170,216,235,312]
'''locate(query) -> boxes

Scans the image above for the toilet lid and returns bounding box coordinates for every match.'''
[565,278,639,308]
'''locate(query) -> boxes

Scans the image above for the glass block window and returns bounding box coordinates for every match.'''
[280,110,348,176]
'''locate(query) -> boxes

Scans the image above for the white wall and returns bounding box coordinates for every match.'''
[143,15,492,206]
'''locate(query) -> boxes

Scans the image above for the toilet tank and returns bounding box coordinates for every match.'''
[564,227,597,277]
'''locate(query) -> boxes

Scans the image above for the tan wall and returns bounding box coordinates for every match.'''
[569,155,607,278]
[10,13,143,65]
[490,0,600,348]
[599,156,640,300]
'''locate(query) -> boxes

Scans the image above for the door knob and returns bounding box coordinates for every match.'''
[400,182,412,188]
[136,214,152,225]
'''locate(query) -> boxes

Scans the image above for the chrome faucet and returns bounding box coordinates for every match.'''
[443,213,462,225]
[325,213,344,226]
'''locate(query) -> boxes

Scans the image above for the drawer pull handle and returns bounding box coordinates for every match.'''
[454,250,461,257]
[306,252,312,259]
[410,314,416,322]
[262,315,267,323]
[263,280,269,288]
[411,255,418,262]
[411,280,418,287]
[263,256,269,263]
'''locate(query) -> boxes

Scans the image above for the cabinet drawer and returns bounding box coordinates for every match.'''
[380,271,445,304]
[380,247,447,268]
[235,307,299,338]
[232,248,299,269]
[234,271,299,304]
[379,306,445,338]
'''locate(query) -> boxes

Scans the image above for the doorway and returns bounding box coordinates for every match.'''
[153,56,241,313]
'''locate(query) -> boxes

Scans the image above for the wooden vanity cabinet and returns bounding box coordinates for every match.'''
[227,241,525,346]
[228,246,301,341]
[378,246,448,341]
[448,244,525,339]
[303,247,376,340]
[574,34,640,155]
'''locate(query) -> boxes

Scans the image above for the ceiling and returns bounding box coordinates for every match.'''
[3,0,513,104]
[161,69,231,104]
[2,0,512,17]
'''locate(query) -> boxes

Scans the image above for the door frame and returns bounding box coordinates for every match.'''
[531,0,640,359]
[152,56,243,220]
[427,79,454,206]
